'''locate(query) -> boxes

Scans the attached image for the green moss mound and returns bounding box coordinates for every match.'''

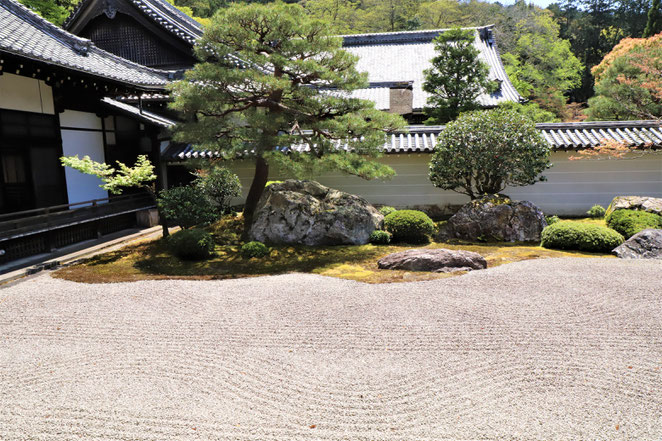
[168,229,215,261]
[241,241,269,258]
[586,205,606,219]
[369,230,392,245]
[383,210,435,244]
[379,206,397,217]
[606,209,662,239]
[541,222,623,252]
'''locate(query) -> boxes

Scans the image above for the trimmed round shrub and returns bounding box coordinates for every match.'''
[383,210,435,244]
[379,206,397,217]
[369,230,392,245]
[158,185,218,229]
[606,209,662,238]
[168,229,215,260]
[586,204,606,218]
[541,222,624,252]
[241,241,269,258]
[545,215,560,225]
[193,167,242,215]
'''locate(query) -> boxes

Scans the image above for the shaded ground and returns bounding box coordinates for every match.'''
[54,216,611,284]
[1,258,661,440]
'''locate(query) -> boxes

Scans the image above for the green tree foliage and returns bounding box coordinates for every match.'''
[60,155,171,237]
[550,0,651,101]
[157,185,219,229]
[501,13,583,117]
[497,101,558,123]
[193,166,242,214]
[643,0,662,36]
[429,108,551,199]
[422,28,494,123]
[60,155,156,195]
[169,2,405,237]
[19,0,79,26]
[585,32,662,119]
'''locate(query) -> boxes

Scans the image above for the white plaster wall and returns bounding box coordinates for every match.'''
[59,109,103,130]
[0,73,54,114]
[507,151,662,215]
[60,111,108,204]
[224,150,662,216]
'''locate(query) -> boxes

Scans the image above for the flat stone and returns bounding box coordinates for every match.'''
[378,248,487,273]
[437,195,547,243]
[248,180,383,246]
[606,196,662,217]
[612,229,662,259]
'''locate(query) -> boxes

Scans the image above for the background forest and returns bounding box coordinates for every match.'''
[21,0,662,121]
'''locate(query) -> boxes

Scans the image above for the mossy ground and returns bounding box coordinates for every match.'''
[54,215,612,284]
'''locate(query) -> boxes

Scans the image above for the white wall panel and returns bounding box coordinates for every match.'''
[59,109,103,130]
[61,129,107,204]
[0,73,54,114]
[222,151,662,216]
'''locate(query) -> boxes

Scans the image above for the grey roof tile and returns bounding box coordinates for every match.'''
[1,0,172,89]
[162,120,662,161]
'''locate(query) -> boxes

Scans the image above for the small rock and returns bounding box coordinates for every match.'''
[612,229,662,259]
[606,196,662,217]
[378,248,487,273]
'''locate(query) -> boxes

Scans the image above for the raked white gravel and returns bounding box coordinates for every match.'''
[0,257,661,440]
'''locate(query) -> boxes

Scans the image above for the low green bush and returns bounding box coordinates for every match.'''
[586,204,606,218]
[241,241,269,258]
[383,210,435,244]
[541,222,624,252]
[157,185,218,229]
[606,209,662,238]
[379,206,397,217]
[168,229,215,260]
[369,230,392,245]
[545,215,560,225]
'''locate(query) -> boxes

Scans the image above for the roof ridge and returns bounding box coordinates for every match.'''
[342,25,494,46]
[138,0,202,33]
[536,120,661,129]
[65,0,202,44]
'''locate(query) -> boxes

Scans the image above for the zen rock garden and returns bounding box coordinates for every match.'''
[235,179,662,276]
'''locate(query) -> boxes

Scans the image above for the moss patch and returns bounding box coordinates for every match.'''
[55,218,611,285]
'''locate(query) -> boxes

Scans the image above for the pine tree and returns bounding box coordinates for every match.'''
[644,0,662,37]
[422,28,495,124]
[169,2,405,237]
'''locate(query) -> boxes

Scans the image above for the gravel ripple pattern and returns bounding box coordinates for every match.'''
[0,258,661,440]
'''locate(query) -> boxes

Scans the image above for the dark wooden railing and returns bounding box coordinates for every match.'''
[0,193,156,265]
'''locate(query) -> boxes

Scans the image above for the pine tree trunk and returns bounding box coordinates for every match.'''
[241,155,269,240]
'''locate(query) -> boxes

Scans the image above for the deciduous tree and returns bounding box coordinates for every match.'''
[585,32,662,119]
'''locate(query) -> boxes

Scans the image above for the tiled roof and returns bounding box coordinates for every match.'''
[0,0,172,89]
[65,0,202,44]
[162,120,662,161]
[101,97,177,127]
[537,120,662,150]
[341,26,524,111]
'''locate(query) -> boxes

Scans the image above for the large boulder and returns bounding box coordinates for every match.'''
[437,195,547,242]
[612,229,662,259]
[606,196,662,217]
[377,248,487,273]
[248,180,383,246]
